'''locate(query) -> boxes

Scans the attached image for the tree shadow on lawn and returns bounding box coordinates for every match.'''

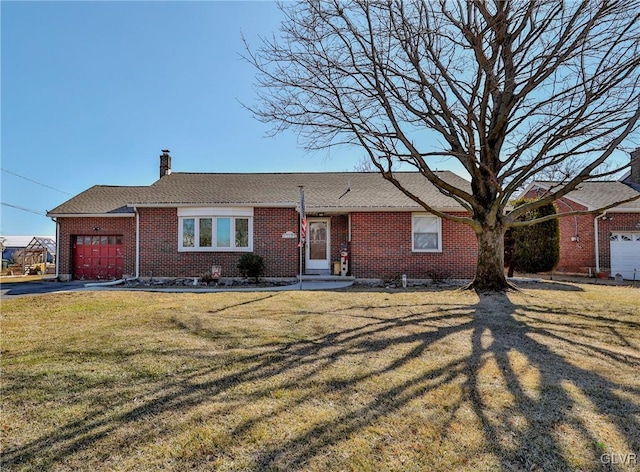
[3,292,639,471]
[466,295,640,471]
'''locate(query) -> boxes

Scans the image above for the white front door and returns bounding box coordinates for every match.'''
[306,218,330,272]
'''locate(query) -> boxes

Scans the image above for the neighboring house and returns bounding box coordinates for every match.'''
[1,235,55,263]
[47,151,478,281]
[522,150,640,280]
[1,236,31,262]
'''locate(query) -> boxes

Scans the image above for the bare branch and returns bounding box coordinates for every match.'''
[511,192,640,227]
[244,0,640,289]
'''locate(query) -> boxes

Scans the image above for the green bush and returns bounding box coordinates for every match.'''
[505,198,560,276]
[237,253,265,282]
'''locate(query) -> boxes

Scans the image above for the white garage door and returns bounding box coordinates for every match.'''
[610,233,640,280]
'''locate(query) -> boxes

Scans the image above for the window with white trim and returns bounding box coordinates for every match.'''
[178,208,253,252]
[412,214,442,252]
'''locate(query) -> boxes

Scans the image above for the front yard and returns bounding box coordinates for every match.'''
[1,284,639,471]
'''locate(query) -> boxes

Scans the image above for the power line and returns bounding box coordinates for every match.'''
[1,168,72,195]
[1,202,48,216]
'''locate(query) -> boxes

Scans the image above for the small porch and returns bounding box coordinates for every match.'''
[303,213,351,276]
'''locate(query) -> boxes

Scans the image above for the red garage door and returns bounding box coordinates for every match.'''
[73,235,124,280]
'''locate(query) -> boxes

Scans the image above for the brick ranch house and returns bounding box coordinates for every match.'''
[47,151,479,281]
[522,150,640,280]
[48,150,640,282]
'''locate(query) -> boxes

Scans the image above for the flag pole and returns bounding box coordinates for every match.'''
[299,186,305,290]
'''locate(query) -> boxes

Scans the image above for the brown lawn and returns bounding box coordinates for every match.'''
[1,283,639,471]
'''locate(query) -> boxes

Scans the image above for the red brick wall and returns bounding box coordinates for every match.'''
[56,216,136,279]
[553,198,595,274]
[330,215,349,266]
[519,191,640,274]
[253,207,300,277]
[137,207,300,278]
[555,211,640,274]
[349,212,477,279]
[58,209,482,280]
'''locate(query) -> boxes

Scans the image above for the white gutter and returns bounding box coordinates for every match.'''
[134,207,140,278]
[85,278,126,287]
[594,212,606,273]
[127,203,467,213]
[308,206,466,213]
[601,208,640,213]
[52,217,60,279]
[46,213,134,218]
[128,202,295,209]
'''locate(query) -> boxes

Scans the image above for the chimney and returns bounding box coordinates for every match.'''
[630,148,640,185]
[160,150,172,178]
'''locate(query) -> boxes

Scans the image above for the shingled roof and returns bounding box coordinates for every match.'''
[48,186,149,216]
[528,181,640,211]
[47,171,471,216]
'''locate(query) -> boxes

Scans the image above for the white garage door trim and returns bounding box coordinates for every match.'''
[610,232,640,280]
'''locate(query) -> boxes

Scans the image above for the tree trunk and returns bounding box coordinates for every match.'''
[468,224,511,292]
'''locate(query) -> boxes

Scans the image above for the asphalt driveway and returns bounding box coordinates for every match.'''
[0,280,88,298]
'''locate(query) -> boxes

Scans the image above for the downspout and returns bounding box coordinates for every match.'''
[594,212,606,274]
[52,217,60,279]
[134,206,140,278]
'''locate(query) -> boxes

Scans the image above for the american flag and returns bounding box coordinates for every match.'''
[299,186,307,242]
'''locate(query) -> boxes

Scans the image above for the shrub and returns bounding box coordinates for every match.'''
[200,271,214,285]
[237,253,265,282]
[505,198,560,276]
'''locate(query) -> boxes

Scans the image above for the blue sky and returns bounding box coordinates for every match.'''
[4,2,632,239]
[1,0,389,237]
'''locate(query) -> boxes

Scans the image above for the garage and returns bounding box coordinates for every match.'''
[610,232,640,280]
[73,235,124,280]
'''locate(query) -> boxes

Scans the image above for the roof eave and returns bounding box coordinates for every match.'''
[128,202,296,208]
[307,206,467,213]
[523,182,595,210]
[127,203,466,213]
[47,213,135,218]
[603,207,640,213]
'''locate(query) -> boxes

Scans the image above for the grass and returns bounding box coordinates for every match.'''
[1,283,639,471]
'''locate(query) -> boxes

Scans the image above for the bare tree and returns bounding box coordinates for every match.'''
[245,0,640,291]
[352,155,376,172]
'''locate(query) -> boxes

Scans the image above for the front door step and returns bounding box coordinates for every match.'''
[300,274,355,282]
[305,269,331,275]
